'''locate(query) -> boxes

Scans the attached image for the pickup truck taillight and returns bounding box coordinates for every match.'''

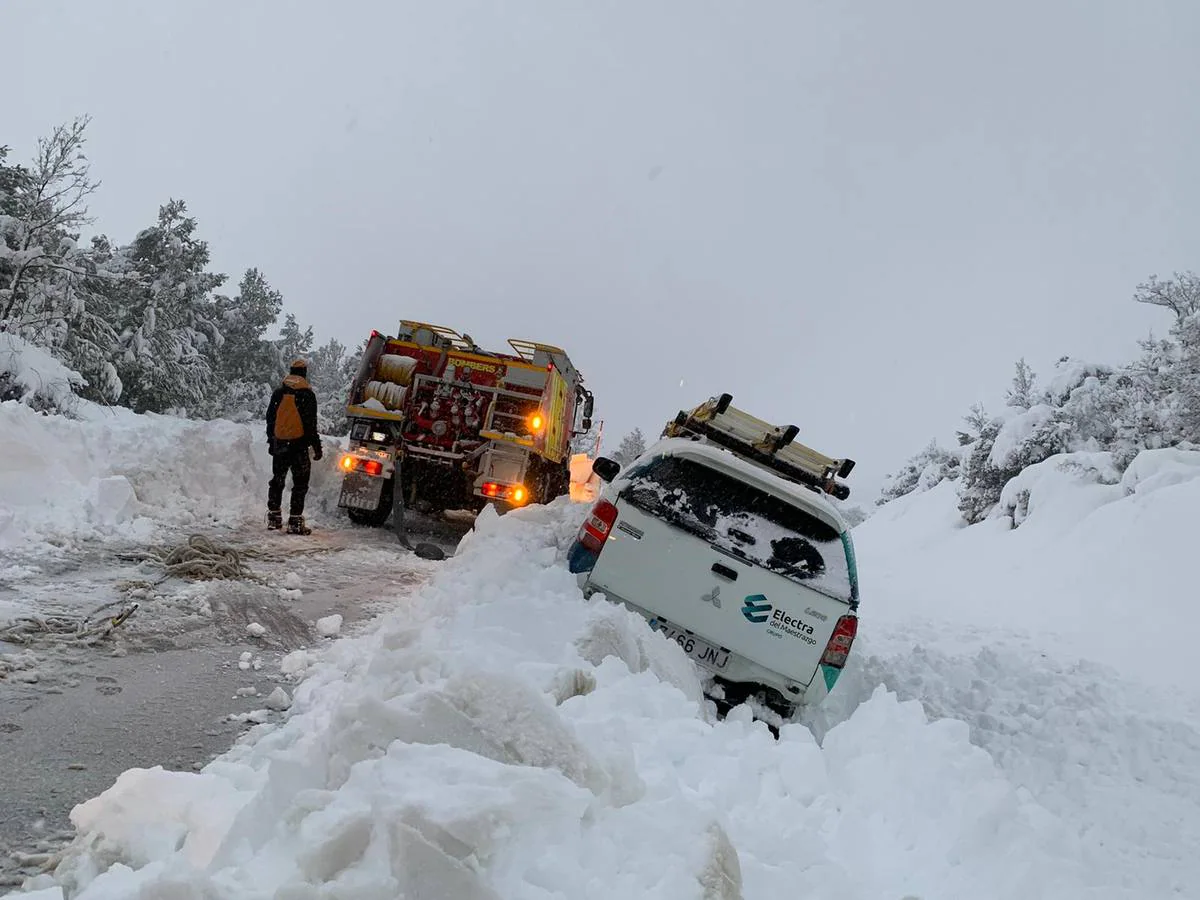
[820,614,858,669]
[578,500,618,553]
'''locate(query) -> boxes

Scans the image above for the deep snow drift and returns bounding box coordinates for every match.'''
[4,400,1198,899]
[836,447,1200,898]
[10,468,1198,898]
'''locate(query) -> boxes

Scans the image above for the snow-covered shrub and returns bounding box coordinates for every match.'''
[0,330,87,413]
[956,406,1071,525]
[877,440,962,506]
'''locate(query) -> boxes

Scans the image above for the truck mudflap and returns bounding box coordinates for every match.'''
[338,470,387,511]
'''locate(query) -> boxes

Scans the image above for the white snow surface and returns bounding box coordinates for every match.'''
[10,439,1200,899]
[0,400,344,551]
[5,404,1199,899]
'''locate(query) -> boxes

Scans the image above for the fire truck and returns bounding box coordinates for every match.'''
[336,321,594,534]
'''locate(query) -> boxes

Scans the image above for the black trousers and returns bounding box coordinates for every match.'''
[268,442,312,516]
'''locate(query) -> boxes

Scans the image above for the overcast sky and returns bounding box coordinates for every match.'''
[8,0,1199,500]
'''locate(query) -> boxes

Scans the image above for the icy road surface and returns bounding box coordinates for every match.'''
[0,522,440,887]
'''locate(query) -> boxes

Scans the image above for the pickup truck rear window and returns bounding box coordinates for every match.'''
[620,454,853,601]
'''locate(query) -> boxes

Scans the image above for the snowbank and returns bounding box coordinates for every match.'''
[0,401,345,550]
[16,500,1102,900]
[859,446,1200,685]
[850,445,1200,895]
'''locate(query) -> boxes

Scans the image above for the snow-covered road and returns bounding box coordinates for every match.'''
[0,520,440,888]
[2,402,1198,899]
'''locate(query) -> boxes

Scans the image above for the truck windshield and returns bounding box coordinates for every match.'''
[620,453,854,602]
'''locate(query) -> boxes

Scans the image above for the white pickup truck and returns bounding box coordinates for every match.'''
[568,394,860,723]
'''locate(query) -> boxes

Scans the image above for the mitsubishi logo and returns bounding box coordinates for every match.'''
[700,586,721,608]
[741,594,772,624]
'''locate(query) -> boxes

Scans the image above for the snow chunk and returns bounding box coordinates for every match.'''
[315,613,343,637]
[282,572,302,590]
[574,599,705,705]
[245,622,267,638]
[264,687,292,711]
[279,649,311,677]
[88,476,139,525]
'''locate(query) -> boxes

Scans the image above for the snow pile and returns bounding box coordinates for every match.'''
[848,445,1200,895]
[17,500,1106,900]
[860,446,1200,684]
[0,401,344,550]
[0,332,86,411]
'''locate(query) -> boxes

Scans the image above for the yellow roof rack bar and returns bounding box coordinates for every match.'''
[398,321,475,350]
[507,338,568,362]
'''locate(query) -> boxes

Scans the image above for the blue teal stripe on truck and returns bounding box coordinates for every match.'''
[840,530,859,602]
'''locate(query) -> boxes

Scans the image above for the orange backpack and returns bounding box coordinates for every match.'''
[274,391,305,440]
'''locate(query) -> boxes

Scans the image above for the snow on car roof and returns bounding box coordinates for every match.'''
[622,437,849,533]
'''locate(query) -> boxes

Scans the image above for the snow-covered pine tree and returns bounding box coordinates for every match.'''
[612,427,647,465]
[308,336,358,434]
[1004,358,1037,409]
[111,200,226,414]
[209,268,285,420]
[276,313,313,369]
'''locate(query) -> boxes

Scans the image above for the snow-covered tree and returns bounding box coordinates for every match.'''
[111,200,226,414]
[308,336,358,434]
[208,267,285,419]
[0,118,124,403]
[877,439,961,506]
[276,313,313,368]
[1004,358,1037,409]
[1133,271,1200,324]
[0,117,98,330]
[612,427,647,465]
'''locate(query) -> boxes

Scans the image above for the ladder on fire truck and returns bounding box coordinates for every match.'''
[663,393,855,500]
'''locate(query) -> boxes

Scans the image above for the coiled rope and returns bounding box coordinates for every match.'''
[145,534,253,581]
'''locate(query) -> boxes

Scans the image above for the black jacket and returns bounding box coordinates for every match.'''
[266,374,320,451]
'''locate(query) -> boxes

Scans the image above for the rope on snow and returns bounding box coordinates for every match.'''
[144,534,254,581]
[0,600,138,646]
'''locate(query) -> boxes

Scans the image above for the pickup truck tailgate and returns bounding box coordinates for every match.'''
[588,499,848,687]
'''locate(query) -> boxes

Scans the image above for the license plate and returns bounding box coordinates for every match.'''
[649,617,730,671]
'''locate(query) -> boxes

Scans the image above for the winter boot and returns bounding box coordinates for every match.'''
[267,509,283,530]
[286,515,311,536]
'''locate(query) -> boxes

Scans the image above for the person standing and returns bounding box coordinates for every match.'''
[266,359,323,534]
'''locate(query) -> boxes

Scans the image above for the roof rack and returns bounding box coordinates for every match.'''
[662,393,855,500]
[397,320,476,351]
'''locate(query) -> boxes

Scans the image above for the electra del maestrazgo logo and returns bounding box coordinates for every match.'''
[741,594,773,624]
